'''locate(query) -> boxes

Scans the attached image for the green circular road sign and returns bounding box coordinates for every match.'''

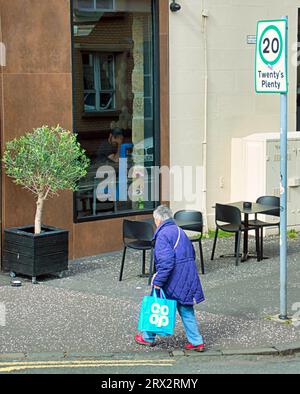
[259,25,283,66]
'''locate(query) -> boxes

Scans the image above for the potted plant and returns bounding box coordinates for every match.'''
[2,125,90,283]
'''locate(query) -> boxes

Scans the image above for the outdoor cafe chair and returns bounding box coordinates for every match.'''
[119,220,154,285]
[211,204,258,266]
[248,196,280,260]
[174,210,205,275]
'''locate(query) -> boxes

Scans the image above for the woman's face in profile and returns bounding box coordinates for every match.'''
[111,135,123,147]
[154,218,161,228]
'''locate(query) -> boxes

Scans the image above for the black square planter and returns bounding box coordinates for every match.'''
[3,225,69,283]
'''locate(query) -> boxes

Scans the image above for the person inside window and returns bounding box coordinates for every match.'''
[96,127,125,164]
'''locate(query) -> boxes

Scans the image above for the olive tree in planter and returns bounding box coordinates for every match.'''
[3,125,90,283]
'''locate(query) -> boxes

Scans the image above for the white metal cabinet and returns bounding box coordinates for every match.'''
[231,132,300,229]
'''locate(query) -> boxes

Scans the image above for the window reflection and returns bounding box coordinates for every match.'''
[72,0,157,219]
[82,53,115,112]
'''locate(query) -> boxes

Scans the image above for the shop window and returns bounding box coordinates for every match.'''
[72,0,160,221]
[82,53,116,112]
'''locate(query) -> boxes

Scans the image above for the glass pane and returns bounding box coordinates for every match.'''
[77,0,114,12]
[82,53,95,90]
[84,93,96,111]
[72,0,157,219]
[99,55,114,90]
[144,41,152,75]
[77,0,95,10]
[144,75,152,98]
[144,98,152,118]
[96,0,114,10]
[99,92,114,110]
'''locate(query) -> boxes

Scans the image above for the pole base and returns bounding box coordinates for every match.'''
[279,314,289,321]
[266,314,292,325]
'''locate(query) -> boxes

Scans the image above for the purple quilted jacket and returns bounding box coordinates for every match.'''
[152,219,205,305]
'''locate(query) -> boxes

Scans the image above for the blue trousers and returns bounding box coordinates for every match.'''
[143,304,204,346]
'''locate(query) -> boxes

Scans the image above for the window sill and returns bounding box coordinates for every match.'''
[74,208,157,224]
[82,111,121,119]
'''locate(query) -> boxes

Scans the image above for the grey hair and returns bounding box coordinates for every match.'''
[153,205,174,222]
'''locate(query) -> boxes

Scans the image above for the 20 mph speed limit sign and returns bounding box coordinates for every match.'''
[255,20,288,93]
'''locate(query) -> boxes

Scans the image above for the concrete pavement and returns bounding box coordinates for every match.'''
[0,235,299,359]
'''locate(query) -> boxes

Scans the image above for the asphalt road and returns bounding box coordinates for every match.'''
[1,353,299,375]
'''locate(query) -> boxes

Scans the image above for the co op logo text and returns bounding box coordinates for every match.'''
[149,303,170,327]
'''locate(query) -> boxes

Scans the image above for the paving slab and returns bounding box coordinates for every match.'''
[183,350,223,357]
[274,341,300,355]
[0,353,25,360]
[221,347,279,356]
[25,352,66,360]
[66,352,115,359]
[0,236,299,357]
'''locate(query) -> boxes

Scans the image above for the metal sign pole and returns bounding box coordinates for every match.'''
[279,15,288,320]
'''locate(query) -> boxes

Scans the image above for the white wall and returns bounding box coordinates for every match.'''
[169,0,299,228]
[169,0,205,215]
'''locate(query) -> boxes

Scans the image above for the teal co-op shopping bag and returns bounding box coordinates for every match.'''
[138,288,177,336]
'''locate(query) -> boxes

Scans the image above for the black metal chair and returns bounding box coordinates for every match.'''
[174,210,205,274]
[119,220,155,285]
[211,204,258,266]
[248,196,280,260]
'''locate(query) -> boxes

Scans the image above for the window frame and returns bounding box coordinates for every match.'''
[77,0,115,12]
[83,52,116,113]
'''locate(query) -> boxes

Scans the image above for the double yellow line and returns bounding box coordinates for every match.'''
[0,358,175,373]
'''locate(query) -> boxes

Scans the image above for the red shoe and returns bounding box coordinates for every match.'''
[135,335,155,347]
[184,343,205,352]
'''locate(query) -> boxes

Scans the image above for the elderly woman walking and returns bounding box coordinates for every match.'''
[135,205,205,352]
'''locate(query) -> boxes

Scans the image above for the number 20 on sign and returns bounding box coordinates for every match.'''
[255,20,288,94]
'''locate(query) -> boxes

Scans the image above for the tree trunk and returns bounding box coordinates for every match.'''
[35,195,45,235]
